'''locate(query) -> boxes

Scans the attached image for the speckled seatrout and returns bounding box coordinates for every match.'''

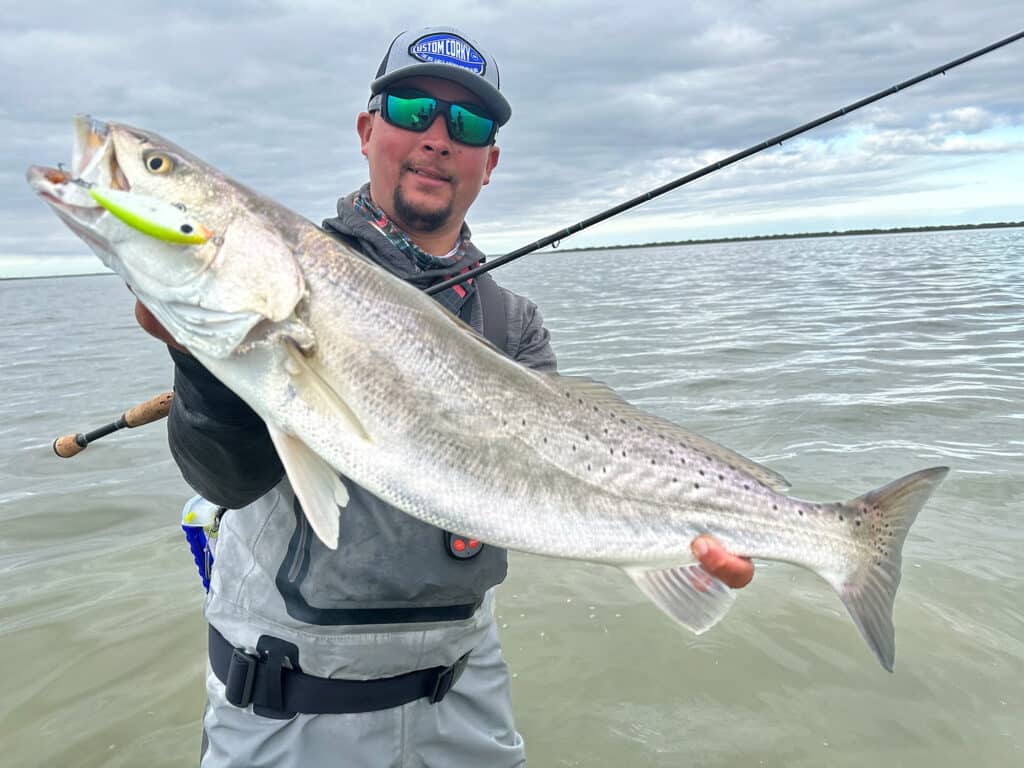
[28,116,949,671]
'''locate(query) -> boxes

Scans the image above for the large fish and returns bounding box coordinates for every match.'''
[28,116,948,671]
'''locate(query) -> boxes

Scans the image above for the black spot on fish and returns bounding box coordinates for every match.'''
[694,483,701,489]
[798,509,804,516]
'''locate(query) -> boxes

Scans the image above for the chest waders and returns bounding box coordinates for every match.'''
[193,274,509,717]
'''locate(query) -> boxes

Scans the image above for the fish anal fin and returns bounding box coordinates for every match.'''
[625,563,736,634]
[266,424,348,549]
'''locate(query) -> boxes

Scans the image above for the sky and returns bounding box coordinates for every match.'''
[3,0,1023,277]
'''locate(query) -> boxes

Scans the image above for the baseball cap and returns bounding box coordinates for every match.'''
[370,26,511,126]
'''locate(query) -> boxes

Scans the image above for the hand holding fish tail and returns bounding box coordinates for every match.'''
[691,535,754,589]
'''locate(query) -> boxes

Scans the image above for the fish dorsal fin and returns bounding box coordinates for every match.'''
[625,564,736,634]
[549,374,791,493]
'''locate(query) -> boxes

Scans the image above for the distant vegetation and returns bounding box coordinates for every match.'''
[551,221,1024,252]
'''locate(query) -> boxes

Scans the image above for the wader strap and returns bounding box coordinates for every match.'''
[210,626,471,715]
[468,272,508,352]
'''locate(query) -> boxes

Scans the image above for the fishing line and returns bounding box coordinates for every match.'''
[427,29,1024,295]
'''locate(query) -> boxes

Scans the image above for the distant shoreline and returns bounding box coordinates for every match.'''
[0,271,112,282]
[3,221,1022,280]
[549,221,1024,252]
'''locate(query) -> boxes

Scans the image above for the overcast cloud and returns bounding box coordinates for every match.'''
[3,0,1022,276]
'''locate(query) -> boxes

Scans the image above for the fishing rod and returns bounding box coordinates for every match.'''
[53,391,174,458]
[427,29,1024,296]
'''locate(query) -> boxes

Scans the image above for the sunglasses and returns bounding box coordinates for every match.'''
[369,88,498,147]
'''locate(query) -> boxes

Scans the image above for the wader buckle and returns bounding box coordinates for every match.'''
[224,647,259,708]
[429,652,470,704]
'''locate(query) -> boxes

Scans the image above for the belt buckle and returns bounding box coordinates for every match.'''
[224,648,259,708]
[429,652,469,704]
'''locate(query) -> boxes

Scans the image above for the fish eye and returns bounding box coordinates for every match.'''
[144,152,174,174]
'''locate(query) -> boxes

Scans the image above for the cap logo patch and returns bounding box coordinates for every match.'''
[409,33,485,75]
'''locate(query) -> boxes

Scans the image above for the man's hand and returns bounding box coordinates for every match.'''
[135,299,188,353]
[691,535,754,588]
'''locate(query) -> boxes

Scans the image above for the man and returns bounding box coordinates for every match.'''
[137,25,753,767]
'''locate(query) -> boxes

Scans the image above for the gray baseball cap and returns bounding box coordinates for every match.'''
[370,26,511,126]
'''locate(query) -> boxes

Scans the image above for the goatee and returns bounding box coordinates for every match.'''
[393,186,452,233]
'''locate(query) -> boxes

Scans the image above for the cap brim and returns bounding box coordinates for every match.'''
[371,63,511,126]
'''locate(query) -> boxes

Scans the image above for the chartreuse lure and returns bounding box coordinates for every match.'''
[89,186,214,245]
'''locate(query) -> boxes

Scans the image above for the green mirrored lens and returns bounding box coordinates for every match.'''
[383,91,495,146]
[385,94,438,131]
[448,104,495,146]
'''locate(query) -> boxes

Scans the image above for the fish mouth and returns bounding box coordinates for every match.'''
[26,116,131,241]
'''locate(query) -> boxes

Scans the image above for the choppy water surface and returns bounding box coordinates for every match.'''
[1,229,1021,766]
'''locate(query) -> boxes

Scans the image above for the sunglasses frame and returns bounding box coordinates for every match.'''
[368,88,498,147]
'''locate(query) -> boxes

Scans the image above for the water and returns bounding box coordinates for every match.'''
[1,229,1021,766]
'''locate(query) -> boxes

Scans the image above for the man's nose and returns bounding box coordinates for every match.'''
[419,112,452,155]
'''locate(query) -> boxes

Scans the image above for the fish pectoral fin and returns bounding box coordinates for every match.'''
[283,340,370,443]
[266,424,348,550]
[625,563,736,634]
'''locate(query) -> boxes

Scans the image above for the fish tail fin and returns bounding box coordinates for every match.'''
[826,466,949,672]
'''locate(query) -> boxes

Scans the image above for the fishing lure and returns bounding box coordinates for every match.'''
[88,185,215,245]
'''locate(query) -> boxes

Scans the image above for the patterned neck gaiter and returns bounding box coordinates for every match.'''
[351,191,480,316]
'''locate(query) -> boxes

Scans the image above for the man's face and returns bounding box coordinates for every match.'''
[357,76,500,238]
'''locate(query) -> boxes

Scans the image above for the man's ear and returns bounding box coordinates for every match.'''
[481,144,500,186]
[357,112,373,157]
